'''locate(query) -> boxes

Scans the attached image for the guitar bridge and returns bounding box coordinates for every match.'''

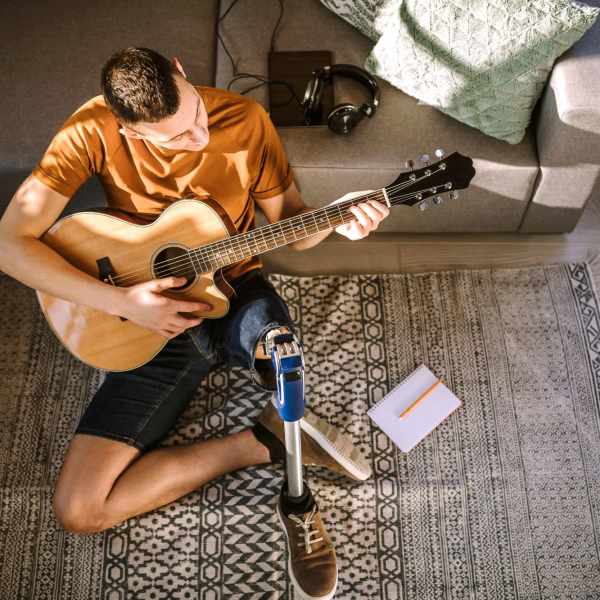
[96,256,127,322]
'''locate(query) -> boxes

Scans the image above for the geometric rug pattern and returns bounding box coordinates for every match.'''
[1,264,600,599]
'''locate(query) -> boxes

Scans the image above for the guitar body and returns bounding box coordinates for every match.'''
[37,198,236,372]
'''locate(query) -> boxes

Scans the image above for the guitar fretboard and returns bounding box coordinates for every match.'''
[185,188,389,273]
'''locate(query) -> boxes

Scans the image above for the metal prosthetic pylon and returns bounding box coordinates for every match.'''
[269,332,306,499]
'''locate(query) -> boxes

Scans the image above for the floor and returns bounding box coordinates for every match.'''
[263,192,600,276]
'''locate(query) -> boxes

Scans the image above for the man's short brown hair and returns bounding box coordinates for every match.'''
[101,47,181,124]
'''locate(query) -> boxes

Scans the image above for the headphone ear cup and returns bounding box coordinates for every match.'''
[303,75,323,115]
[328,103,363,135]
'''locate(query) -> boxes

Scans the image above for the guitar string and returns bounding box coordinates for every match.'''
[109,168,448,285]
[181,163,449,264]
[113,171,441,283]
[110,187,403,285]
[115,188,394,284]
[170,168,451,277]
[114,191,424,287]
[110,171,446,285]
[108,183,413,285]
[109,179,416,284]
[113,187,436,287]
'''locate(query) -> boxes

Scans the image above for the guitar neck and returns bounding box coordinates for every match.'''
[188,189,388,272]
[185,151,476,273]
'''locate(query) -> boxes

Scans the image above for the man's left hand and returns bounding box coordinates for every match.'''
[330,190,390,240]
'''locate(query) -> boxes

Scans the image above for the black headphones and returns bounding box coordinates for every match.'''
[302,64,381,135]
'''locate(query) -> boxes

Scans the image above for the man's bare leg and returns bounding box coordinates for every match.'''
[53,428,270,534]
[54,329,288,535]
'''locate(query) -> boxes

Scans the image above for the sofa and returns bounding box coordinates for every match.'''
[1,0,599,235]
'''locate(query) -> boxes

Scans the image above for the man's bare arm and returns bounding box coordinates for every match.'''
[0,175,125,313]
[0,176,209,338]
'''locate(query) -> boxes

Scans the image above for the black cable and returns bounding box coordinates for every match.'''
[270,0,284,51]
[217,0,304,108]
[216,0,243,76]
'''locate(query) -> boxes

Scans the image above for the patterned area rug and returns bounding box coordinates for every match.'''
[2,264,600,600]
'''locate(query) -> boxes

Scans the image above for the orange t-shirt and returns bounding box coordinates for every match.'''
[32,86,294,281]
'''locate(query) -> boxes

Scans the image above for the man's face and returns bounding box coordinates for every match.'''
[120,74,210,152]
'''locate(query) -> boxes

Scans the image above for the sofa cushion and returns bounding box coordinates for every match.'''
[216,0,539,232]
[0,0,219,213]
[365,0,599,144]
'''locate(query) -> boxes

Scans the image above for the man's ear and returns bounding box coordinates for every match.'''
[172,56,188,79]
[118,126,144,139]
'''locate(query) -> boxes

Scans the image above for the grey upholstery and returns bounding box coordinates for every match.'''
[523,4,600,232]
[0,0,598,233]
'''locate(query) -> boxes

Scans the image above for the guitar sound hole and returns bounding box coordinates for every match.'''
[153,245,196,290]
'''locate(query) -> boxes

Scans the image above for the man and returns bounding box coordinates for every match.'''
[0,48,388,599]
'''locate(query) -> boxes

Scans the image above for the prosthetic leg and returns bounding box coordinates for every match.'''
[264,329,339,599]
[267,331,307,500]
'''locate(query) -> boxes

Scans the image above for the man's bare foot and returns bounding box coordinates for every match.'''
[240,427,272,465]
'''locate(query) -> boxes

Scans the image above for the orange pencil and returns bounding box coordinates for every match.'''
[399,379,441,418]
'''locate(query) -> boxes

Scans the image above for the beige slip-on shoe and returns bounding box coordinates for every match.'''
[257,400,372,481]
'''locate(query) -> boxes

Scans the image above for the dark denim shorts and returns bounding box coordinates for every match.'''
[76,269,295,451]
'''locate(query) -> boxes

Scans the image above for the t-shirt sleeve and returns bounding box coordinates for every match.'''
[250,104,294,200]
[32,105,105,199]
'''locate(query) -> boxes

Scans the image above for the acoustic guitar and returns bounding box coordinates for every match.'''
[37,151,475,371]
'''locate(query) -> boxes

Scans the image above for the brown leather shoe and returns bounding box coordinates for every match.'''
[257,400,372,481]
[277,495,338,600]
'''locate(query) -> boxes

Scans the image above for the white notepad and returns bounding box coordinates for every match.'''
[367,364,462,452]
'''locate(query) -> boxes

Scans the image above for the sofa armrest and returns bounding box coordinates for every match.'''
[520,16,600,232]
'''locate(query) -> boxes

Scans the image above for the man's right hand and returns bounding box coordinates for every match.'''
[113,276,212,339]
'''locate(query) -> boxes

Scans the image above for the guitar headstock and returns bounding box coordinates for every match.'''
[385,150,476,210]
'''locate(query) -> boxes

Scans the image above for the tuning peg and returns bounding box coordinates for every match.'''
[418,199,428,211]
[419,154,431,166]
[449,190,460,200]
[432,195,443,205]
[405,159,415,170]
[434,148,445,159]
